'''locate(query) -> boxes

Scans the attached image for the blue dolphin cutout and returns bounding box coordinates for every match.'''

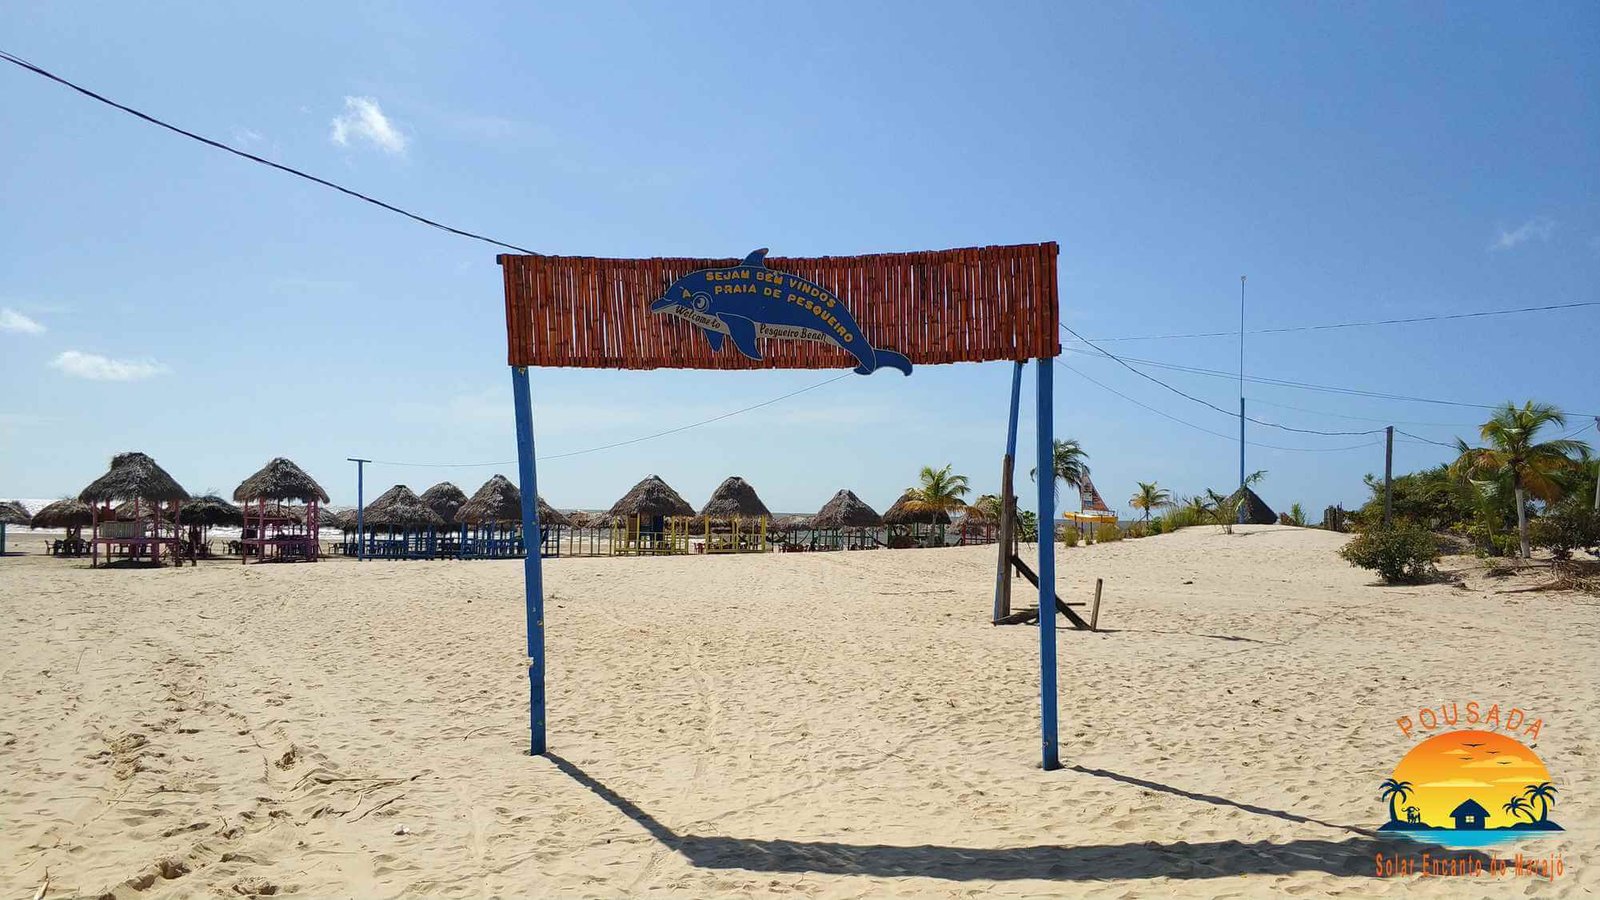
[649,249,912,376]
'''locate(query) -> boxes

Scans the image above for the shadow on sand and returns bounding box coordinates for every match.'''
[547,754,1500,882]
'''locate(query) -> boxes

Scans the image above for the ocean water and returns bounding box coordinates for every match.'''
[1388,829,1555,850]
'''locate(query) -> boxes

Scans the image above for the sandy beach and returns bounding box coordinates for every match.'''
[2,525,1596,897]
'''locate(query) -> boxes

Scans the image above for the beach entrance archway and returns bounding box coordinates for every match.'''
[497,243,1065,768]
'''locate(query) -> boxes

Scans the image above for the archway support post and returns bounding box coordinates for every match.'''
[1036,357,1060,770]
[512,366,547,755]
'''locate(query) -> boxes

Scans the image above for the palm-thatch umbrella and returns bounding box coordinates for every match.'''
[883,489,951,526]
[30,499,93,530]
[457,474,572,528]
[698,476,772,520]
[2,501,34,525]
[363,485,444,529]
[174,494,243,528]
[420,482,469,525]
[566,510,597,529]
[773,514,814,532]
[113,499,168,521]
[79,452,190,505]
[233,457,330,505]
[318,508,352,531]
[606,475,695,521]
[0,501,28,554]
[813,489,883,528]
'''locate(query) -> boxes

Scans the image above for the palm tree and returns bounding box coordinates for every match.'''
[1503,796,1537,824]
[906,464,970,522]
[1128,481,1173,526]
[1379,779,1413,823]
[1452,402,1591,557]
[1523,782,1558,822]
[1029,438,1090,502]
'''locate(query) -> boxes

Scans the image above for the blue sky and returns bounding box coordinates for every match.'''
[2,2,1596,517]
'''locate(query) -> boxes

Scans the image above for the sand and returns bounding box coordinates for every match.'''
[1,525,1595,897]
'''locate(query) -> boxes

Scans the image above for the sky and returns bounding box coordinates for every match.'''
[2,2,1597,517]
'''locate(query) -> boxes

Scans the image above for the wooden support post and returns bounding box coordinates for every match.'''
[994,360,1024,623]
[512,366,547,756]
[1383,425,1394,527]
[1090,578,1103,632]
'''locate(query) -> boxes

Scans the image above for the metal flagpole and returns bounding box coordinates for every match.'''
[1238,275,1247,524]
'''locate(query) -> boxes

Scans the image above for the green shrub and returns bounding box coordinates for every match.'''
[1126,522,1148,539]
[1060,527,1080,547]
[1338,522,1440,583]
[1095,523,1122,543]
[1529,507,1600,561]
[1148,517,1166,536]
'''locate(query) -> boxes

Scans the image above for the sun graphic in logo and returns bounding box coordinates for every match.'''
[1379,730,1562,847]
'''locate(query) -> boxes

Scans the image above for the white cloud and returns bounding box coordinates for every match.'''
[233,127,264,145]
[49,351,168,381]
[330,97,407,154]
[1419,778,1492,788]
[0,307,45,334]
[1490,217,1556,251]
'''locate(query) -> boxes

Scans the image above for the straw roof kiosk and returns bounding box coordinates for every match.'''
[606,475,694,555]
[883,489,950,548]
[496,242,1069,769]
[174,494,242,559]
[810,489,883,551]
[29,499,94,557]
[79,451,191,567]
[0,500,30,555]
[696,476,771,553]
[234,457,329,563]
[421,482,468,558]
[457,474,572,558]
[360,485,444,559]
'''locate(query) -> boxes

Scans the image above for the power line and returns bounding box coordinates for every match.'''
[1063,300,1599,342]
[1056,361,1381,453]
[369,373,852,468]
[1247,397,1475,428]
[0,48,540,256]
[1061,346,1600,419]
[1058,323,1385,436]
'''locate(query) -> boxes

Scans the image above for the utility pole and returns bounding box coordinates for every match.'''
[1383,426,1394,526]
[1238,275,1247,524]
[1593,418,1599,511]
[347,457,370,560]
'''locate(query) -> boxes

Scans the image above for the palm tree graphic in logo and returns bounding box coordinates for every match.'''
[1379,729,1563,847]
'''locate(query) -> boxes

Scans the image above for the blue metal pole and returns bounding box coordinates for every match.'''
[993,360,1025,621]
[511,366,547,755]
[1036,357,1060,770]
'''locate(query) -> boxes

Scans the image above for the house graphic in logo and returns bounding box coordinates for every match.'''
[1378,729,1563,848]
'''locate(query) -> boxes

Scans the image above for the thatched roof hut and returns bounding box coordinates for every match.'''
[30,499,94,529]
[566,510,599,529]
[0,501,30,526]
[175,494,244,528]
[318,508,351,531]
[420,482,468,525]
[812,490,883,528]
[79,452,189,504]
[362,485,444,529]
[773,514,814,532]
[698,476,772,520]
[606,475,695,521]
[113,499,167,521]
[883,490,951,526]
[1230,486,1278,526]
[233,457,329,504]
[455,474,573,529]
